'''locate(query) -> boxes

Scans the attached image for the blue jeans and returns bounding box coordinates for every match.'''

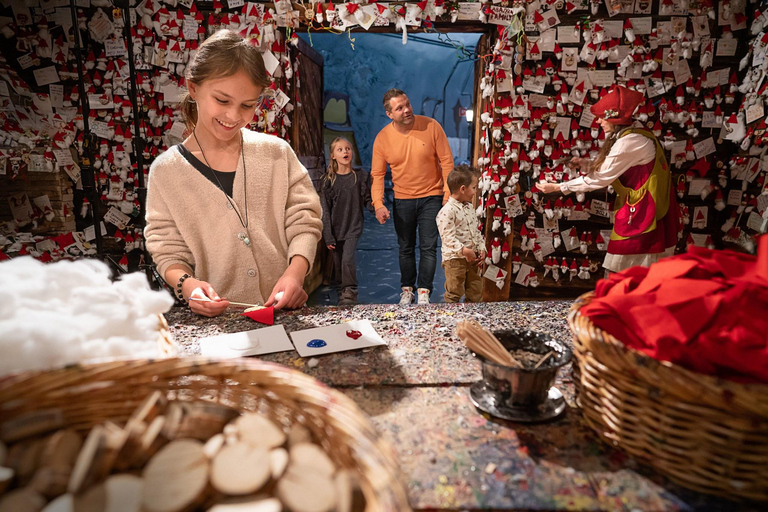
[392,195,442,293]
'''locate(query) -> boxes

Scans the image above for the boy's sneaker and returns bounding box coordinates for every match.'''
[417,288,430,305]
[399,286,415,305]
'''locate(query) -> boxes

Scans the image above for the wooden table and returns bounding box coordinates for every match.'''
[166,302,754,511]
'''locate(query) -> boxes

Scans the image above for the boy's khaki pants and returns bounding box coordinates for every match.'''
[443,258,483,303]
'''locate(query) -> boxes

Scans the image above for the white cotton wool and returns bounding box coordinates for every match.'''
[0,257,174,376]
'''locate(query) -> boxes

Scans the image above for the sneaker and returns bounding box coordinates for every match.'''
[399,286,415,305]
[417,288,430,305]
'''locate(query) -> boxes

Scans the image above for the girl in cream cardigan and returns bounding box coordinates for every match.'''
[145,30,322,317]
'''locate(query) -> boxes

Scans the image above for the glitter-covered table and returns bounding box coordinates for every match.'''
[165,303,754,511]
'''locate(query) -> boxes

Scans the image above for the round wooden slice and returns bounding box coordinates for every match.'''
[74,483,107,512]
[105,474,143,512]
[142,439,209,512]
[67,425,105,494]
[334,470,352,512]
[210,443,270,496]
[40,493,73,512]
[269,449,288,480]
[0,488,46,512]
[0,466,14,494]
[209,497,282,512]
[288,443,335,477]
[29,463,71,498]
[277,466,336,512]
[42,430,82,470]
[232,414,285,449]
[203,434,225,460]
[287,424,311,447]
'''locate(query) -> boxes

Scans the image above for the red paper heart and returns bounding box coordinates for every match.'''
[241,306,274,326]
[346,330,362,340]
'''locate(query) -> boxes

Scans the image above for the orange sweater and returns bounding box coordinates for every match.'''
[371,115,454,210]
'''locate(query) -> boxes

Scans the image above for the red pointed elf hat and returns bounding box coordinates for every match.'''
[241,306,274,325]
[590,85,644,126]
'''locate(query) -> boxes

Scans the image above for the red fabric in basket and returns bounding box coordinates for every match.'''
[580,235,768,383]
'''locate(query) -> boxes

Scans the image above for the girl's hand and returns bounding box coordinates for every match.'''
[266,257,310,310]
[183,279,230,317]
[536,182,561,195]
[461,247,477,263]
[476,250,486,266]
[265,274,307,310]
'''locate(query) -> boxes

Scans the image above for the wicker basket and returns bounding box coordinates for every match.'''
[568,292,768,502]
[156,313,178,357]
[0,358,412,511]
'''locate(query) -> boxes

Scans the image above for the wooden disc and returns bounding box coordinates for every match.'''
[277,466,336,512]
[0,466,14,494]
[210,443,270,496]
[74,483,107,512]
[203,434,225,460]
[287,424,311,447]
[269,449,288,480]
[288,443,335,477]
[232,414,285,449]
[208,497,282,512]
[105,474,143,512]
[40,494,74,512]
[142,439,209,512]
[0,488,46,512]
[67,425,105,495]
[41,430,82,470]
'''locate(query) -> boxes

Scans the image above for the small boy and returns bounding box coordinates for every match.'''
[436,166,486,303]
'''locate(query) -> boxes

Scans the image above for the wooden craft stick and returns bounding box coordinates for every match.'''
[456,320,524,368]
[187,298,262,309]
[534,351,555,369]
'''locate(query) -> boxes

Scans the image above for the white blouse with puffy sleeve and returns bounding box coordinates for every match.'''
[560,132,657,195]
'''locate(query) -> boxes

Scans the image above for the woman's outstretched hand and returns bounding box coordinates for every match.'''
[536,182,561,195]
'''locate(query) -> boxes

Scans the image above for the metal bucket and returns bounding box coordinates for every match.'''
[475,330,572,408]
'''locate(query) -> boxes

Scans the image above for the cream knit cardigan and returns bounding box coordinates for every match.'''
[145,129,323,304]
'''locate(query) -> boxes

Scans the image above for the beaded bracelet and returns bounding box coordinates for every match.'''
[176,273,192,302]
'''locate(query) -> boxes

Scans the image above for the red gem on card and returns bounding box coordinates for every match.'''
[345,330,362,340]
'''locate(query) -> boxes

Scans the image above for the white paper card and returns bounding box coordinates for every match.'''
[694,137,716,159]
[262,50,280,76]
[716,39,738,57]
[200,325,294,358]
[557,26,580,43]
[290,320,387,358]
[33,66,60,86]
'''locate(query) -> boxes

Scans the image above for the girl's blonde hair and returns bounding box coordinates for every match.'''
[591,124,633,172]
[325,137,356,186]
[179,30,271,132]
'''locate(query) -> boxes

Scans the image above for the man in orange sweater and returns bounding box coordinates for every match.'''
[371,89,454,305]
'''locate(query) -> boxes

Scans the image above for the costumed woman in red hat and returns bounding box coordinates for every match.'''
[538,85,679,273]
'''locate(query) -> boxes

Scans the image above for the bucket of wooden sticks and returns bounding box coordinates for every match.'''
[457,320,571,408]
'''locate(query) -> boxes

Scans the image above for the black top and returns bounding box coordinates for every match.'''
[177,144,236,198]
[320,169,375,244]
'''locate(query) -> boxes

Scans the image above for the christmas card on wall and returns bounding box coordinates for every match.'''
[290,320,386,358]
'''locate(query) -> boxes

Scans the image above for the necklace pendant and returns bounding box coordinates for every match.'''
[238,232,251,247]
